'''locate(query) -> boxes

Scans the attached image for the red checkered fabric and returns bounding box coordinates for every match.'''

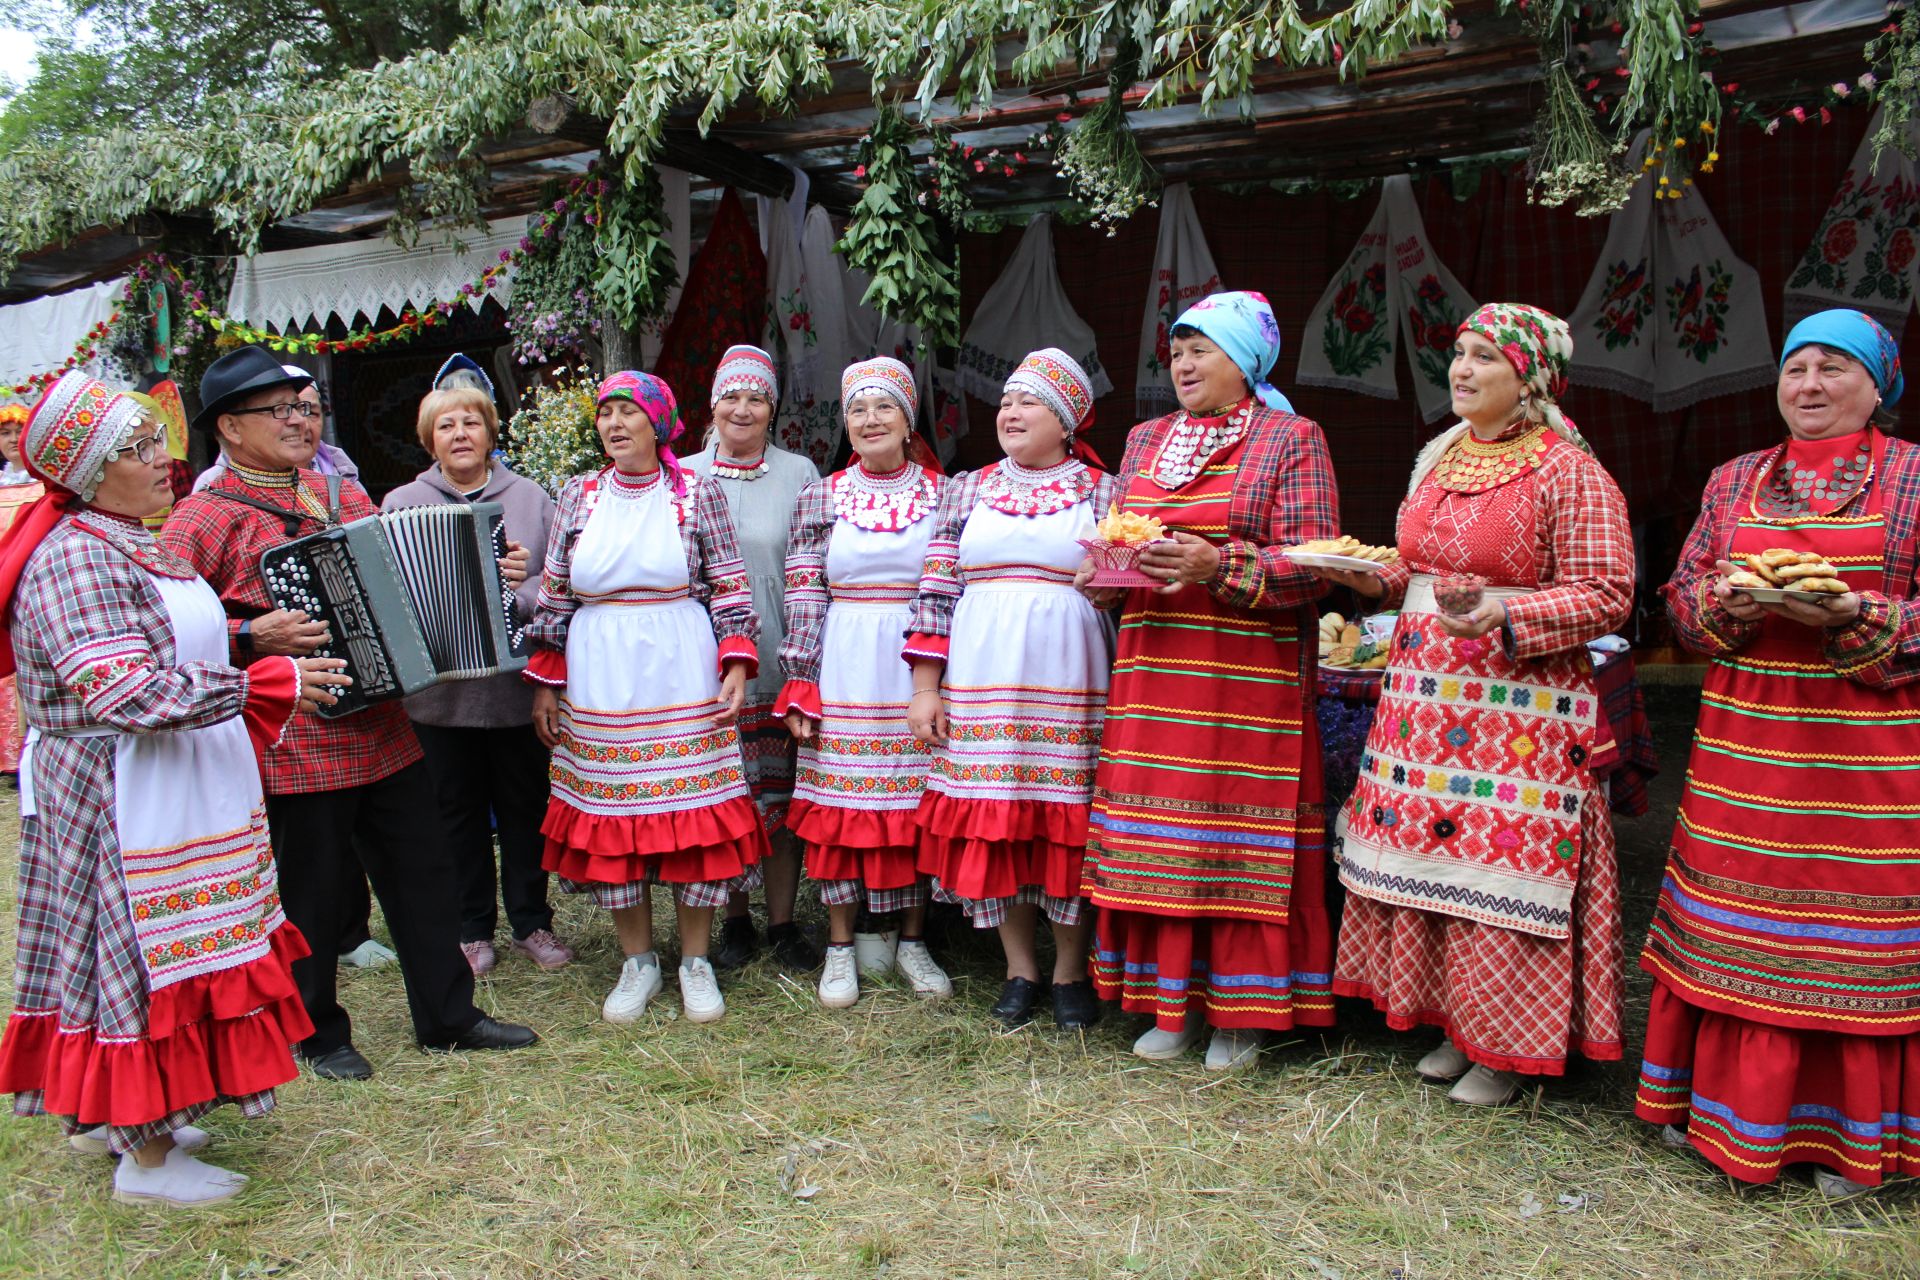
[160,468,422,794]
[1114,405,1340,611]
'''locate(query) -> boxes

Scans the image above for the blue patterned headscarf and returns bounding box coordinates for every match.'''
[1172,290,1294,413]
[1781,309,1903,407]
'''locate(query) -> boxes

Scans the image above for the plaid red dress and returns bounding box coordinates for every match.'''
[159,467,423,794]
[1087,401,1341,1032]
[1333,432,1632,1076]
[0,516,310,1155]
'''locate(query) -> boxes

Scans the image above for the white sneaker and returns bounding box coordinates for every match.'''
[339,939,396,969]
[818,945,860,1009]
[1132,1019,1203,1060]
[601,954,662,1024]
[71,1124,209,1157]
[1204,1027,1264,1072]
[113,1146,248,1207]
[853,930,898,976]
[894,940,952,999]
[679,957,726,1023]
[1415,1037,1471,1082]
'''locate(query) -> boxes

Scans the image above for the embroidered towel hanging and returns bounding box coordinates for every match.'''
[957,214,1112,405]
[1568,133,1775,411]
[1136,183,1222,417]
[1783,106,1920,331]
[1296,175,1477,423]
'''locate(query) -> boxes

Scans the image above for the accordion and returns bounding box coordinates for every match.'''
[260,503,531,718]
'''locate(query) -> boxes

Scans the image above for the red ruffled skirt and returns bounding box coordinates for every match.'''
[915,792,1087,901]
[1635,983,1920,1186]
[0,925,313,1129]
[791,800,919,888]
[542,795,766,886]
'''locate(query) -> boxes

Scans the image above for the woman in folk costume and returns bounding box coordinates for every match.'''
[779,357,953,1009]
[905,349,1117,1030]
[686,345,825,975]
[0,373,347,1207]
[1317,304,1631,1107]
[1639,309,1919,1197]
[526,371,767,1026]
[1079,290,1341,1071]
[0,403,43,774]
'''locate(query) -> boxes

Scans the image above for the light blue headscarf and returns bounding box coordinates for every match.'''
[1173,290,1294,413]
[1781,309,1903,407]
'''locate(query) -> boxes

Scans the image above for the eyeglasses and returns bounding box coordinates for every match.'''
[231,401,317,421]
[109,433,168,466]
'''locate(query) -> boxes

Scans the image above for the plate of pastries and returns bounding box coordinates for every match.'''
[1724,549,1851,603]
[1284,535,1400,573]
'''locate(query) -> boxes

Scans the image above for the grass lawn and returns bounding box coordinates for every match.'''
[0,685,1913,1279]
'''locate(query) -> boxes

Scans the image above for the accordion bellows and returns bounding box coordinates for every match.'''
[261,503,529,718]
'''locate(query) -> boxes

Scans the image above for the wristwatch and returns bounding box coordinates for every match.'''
[236,618,254,653]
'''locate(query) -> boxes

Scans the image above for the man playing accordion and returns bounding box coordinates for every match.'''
[160,346,537,1080]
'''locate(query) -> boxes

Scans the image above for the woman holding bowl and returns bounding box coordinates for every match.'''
[1638,309,1918,1196]
[1316,304,1632,1108]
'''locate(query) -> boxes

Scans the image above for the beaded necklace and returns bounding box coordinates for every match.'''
[1751,429,1876,518]
[1152,401,1252,490]
[978,457,1095,517]
[1431,421,1552,494]
[711,450,771,481]
[833,461,937,532]
[229,459,333,524]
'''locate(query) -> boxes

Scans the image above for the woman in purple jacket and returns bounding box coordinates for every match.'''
[382,361,572,975]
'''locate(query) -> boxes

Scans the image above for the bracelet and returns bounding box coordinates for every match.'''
[910,688,942,699]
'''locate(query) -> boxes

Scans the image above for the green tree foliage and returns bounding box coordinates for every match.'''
[0,0,472,146]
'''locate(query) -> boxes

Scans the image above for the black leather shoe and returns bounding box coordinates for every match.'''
[1051,979,1101,1031]
[305,1045,373,1081]
[709,917,760,972]
[990,976,1043,1028]
[430,1016,539,1053]
[767,922,822,973]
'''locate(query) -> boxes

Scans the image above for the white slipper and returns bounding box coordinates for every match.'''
[1447,1064,1522,1107]
[113,1146,248,1208]
[1812,1167,1875,1200]
[71,1123,209,1157]
[1203,1027,1264,1072]
[1132,1020,1202,1060]
[1415,1038,1471,1083]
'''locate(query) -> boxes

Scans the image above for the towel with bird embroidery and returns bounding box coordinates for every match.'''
[1567,132,1774,412]
[1783,105,1920,332]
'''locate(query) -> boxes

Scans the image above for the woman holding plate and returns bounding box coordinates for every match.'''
[1312,303,1632,1107]
[1078,289,1341,1070]
[1636,308,1919,1196]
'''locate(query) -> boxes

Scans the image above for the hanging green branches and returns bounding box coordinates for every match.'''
[593,165,679,334]
[1865,5,1920,162]
[1523,8,1632,216]
[1055,41,1160,233]
[837,105,959,348]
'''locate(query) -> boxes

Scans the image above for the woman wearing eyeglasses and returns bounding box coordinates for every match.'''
[0,373,349,1207]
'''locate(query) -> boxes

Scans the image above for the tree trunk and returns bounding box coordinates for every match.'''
[601,313,643,373]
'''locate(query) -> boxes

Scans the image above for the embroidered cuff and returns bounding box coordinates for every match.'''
[776,679,822,721]
[717,635,759,678]
[902,632,950,665]
[1824,594,1900,678]
[241,656,300,756]
[524,648,568,687]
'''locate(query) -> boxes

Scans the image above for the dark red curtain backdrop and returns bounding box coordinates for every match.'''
[956,109,1916,599]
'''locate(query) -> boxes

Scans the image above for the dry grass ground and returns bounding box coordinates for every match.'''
[0,685,1914,1279]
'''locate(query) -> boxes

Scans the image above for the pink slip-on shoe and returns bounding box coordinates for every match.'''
[512,929,574,970]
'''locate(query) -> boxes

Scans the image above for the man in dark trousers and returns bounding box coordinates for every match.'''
[161,346,537,1080]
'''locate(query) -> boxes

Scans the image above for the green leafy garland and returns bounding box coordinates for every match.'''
[593,165,679,335]
[1865,5,1919,161]
[837,104,959,349]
